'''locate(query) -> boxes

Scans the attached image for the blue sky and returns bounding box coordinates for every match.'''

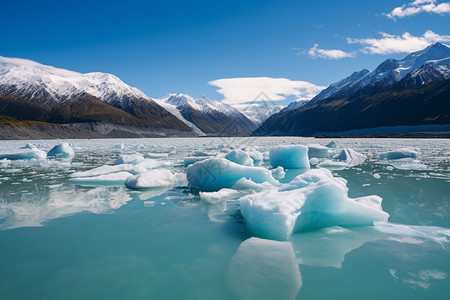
[2,0,450,106]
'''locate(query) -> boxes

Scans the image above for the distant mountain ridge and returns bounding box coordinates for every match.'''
[157,94,256,135]
[255,42,450,136]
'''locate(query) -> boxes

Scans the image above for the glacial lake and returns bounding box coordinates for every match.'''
[0,137,449,300]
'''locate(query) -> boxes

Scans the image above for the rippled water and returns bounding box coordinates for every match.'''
[0,137,449,300]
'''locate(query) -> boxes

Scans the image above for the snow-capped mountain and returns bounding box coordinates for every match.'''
[157,94,256,135]
[0,56,150,108]
[0,56,192,132]
[310,42,450,103]
[232,103,284,125]
[255,42,450,137]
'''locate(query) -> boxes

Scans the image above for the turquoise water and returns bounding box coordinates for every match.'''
[0,137,449,299]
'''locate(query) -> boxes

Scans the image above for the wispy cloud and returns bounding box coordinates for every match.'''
[347,30,450,54]
[385,0,450,20]
[208,77,325,105]
[306,44,355,60]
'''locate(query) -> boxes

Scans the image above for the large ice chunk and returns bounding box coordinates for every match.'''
[333,148,367,166]
[0,148,47,160]
[307,144,329,159]
[186,158,279,192]
[239,168,389,240]
[47,143,75,159]
[269,145,309,169]
[125,169,175,189]
[225,149,254,166]
[379,148,420,160]
[228,237,302,300]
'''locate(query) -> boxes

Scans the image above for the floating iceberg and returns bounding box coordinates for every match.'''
[47,143,75,159]
[244,147,264,162]
[269,145,310,169]
[333,148,367,167]
[70,172,134,186]
[0,148,47,160]
[228,237,302,300]
[114,153,145,165]
[186,158,278,192]
[379,148,420,160]
[125,169,175,189]
[318,159,349,170]
[239,168,389,240]
[225,149,254,166]
[307,144,329,159]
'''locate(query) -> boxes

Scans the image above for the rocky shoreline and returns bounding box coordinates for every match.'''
[0,122,196,140]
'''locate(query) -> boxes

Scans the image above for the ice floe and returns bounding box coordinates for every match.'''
[379,148,420,160]
[47,143,75,159]
[239,168,389,240]
[0,148,47,160]
[269,145,310,169]
[114,153,145,165]
[125,169,175,189]
[307,144,329,159]
[70,172,134,186]
[228,237,302,300]
[333,148,367,167]
[186,158,279,192]
[225,149,254,166]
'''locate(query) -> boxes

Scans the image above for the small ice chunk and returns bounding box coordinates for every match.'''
[47,143,75,159]
[326,141,337,148]
[125,169,175,189]
[144,201,156,207]
[309,158,319,166]
[333,148,367,166]
[271,166,286,179]
[225,149,254,166]
[307,144,329,158]
[239,168,389,240]
[194,150,211,157]
[0,159,11,167]
[379,148,420,160]
[228,237,302,300]
[70,172,134,186]
[269,145,310,169]
[386,166,394,171]
[22,143,37,149]
[263,151,270,161]
[199,188,242,204]
[0,148,47,160]
[114,153,145,165]
[186,158,279,192]
[373,173,381,179]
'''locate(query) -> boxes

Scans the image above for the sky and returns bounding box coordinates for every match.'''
[2,0,450,107]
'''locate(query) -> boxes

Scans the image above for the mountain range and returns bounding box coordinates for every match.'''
[0,56,255,137]
[254,42,450,136]
[1,42,449,139]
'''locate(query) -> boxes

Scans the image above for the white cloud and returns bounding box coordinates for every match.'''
[347,30,450,54]
[208,77,325,105]
[385,0,450,19]
[307,44,355,59]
